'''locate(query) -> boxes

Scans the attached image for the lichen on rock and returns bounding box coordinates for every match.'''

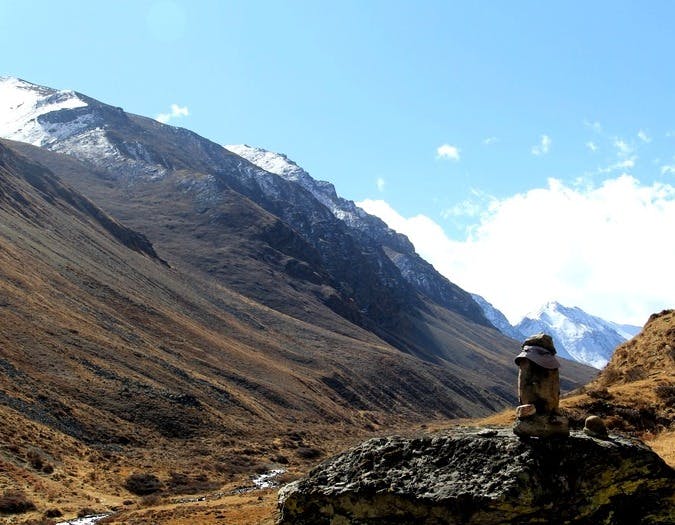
[278,427,675,524]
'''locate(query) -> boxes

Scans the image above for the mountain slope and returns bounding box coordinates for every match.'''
[0,77,595,402]
[1,138,518,437]
[1,138,545,521]
[0,77,597,409]
[226,143,488,326]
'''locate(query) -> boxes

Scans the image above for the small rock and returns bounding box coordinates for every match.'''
[516,404,536,419]
[513,413,569,438]
[583,415,608,439]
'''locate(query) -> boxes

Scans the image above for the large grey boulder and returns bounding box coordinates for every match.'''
[278,427,675,524]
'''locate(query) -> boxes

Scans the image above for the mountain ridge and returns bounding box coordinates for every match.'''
[225,143,490,326]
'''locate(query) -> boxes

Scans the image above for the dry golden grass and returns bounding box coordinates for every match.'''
[646,431,675,467]
[101,489,278,525]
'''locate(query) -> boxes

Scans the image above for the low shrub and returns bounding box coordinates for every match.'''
[655,384,675,407]
[77,507,97,518]
[296,447,322,460]
[166,471,219,494]
[44,508,62,518]
[0,490,36,514]
[587,388,613,400]
[124,473,162,495]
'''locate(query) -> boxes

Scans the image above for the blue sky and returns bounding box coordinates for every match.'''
[2,1,674,325]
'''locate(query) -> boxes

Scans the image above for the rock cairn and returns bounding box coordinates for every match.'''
[513,333,569,438]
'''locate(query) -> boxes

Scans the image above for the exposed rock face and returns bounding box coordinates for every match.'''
[278,427,675,524]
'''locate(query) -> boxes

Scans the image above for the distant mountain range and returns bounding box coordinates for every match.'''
[472,296,641,369]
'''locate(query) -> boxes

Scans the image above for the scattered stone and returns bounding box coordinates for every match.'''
[515,404,536,419]
[583,415,609,439]
[278,427,675,524]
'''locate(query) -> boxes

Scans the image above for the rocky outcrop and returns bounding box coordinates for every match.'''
[278,427,675,524]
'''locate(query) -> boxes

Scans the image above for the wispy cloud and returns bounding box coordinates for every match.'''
[156,103,190,124]
[440,200,486,220]
[586,141,598,152]
[358,175,675,326]
[597,158,636,174]
[531,134,551,156]
[661,165,675,176]
[613,138,633,157]
[483,136,499,146]
[436,144,461,161]
[637,130,651,143]
[376,177,386,192]
[584,120,602,133]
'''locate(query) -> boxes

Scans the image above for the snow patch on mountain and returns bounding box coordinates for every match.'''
[0,76,87,146]
[0,77,170,180]
[225,144,369,228]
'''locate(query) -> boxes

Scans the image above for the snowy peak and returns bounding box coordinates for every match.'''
[225,143,367,227]
[225,144,305,182]
[515,302,641,369]
[0,76,88,146]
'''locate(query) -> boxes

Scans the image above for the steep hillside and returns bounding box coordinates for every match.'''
[225,144,488,326]
[0,139,527,520]
[0,77,598,520]
[0,78,595,401]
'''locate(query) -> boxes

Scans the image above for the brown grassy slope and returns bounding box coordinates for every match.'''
[112,311,674,523]
[564,309,674,433]
[7,138,596,406]
[0,138,540,521]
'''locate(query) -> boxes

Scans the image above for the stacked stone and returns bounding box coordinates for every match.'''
[513,333,569,438]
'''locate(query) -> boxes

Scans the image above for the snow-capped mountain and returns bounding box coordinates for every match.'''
[0,76,497,353]
[0,76,172,179]
[0,76,88,146]
[514,302,641,369]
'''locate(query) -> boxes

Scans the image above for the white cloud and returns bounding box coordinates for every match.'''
[156,103,190,124]
[358,176,675,326]
[436,144,461,161]
[638,130,651,143]
[376,177,386,192]
[531,134,551,156]
[661,165,675,176]
[483,136,499,145]
[586,141,598,152]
